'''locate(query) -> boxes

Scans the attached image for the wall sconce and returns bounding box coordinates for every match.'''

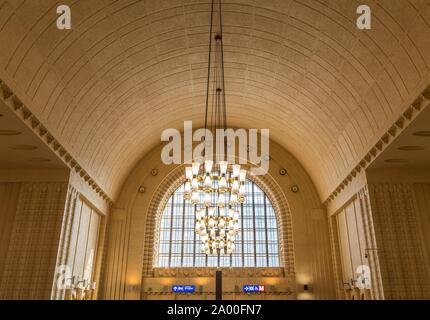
[65,276,96,300]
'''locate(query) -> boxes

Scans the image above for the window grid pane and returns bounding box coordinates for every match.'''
[156,179,281,267]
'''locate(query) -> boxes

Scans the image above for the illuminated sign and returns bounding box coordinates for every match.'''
[243,285,265,293]
[172,285,196,293]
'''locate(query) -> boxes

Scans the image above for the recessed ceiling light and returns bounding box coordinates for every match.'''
[397,146,425,151]
[9,145,38,150]
[413,131,430,137]
[0,130,21,135]
[28,157,51,162]
[384,158,408,163]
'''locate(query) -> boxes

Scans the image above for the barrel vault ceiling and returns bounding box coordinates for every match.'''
[0,0,429,200]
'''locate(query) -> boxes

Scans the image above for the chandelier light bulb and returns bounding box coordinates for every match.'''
[195,209,202,220]
[231,180,239,193]
[219,161,228,175]
[204,175,212,190]
[233,211,239,221]
[191,192,199,205]
[208,207,215,217]
[209,218,215,228]
[219,207,225,217]
[218,193,226,207]
[191,178,199,191]
[234,222,239,232]
[204,160,213,173]
[228,208,235,219]
[204,192,211,207]
[219,176,227,192]
[239,184,245,196]
[228,220,234,229]
[219,218,225,228]
[232,164,241,177]
[229,193,238,206]
[185,181,191,193]
[239,169,247,182]
[185,167,193,180]
[184,183,191,200]
[192,162,200,175]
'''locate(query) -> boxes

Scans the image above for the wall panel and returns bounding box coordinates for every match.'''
[413,183,430,264]
[0,183,20,282]
[0,182,68,299]
[368,183,430,299]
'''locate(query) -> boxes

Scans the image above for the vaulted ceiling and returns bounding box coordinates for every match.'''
[0,0,429,200]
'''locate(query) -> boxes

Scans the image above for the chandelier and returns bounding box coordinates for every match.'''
[183,0,247,255]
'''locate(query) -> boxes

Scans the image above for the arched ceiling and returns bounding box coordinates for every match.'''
[0,0,429,200]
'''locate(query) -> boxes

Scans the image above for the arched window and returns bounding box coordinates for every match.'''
[156,179,280,268]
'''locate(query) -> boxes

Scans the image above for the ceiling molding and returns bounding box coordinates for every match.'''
[0,78,113,206]
[324,85,430,205]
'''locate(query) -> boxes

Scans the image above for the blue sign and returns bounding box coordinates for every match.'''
[243,285,265,293]
[172,285,196,293]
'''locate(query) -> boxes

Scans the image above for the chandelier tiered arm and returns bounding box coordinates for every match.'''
[184,161,246,254]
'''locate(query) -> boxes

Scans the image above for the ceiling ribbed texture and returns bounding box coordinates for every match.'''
[0,0,429,200]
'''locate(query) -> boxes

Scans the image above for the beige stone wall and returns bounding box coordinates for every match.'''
[0,182,20,285]
[101,139,335,300]
[367,181,430,299]
[0,181,68,299]
[414,183,430,265]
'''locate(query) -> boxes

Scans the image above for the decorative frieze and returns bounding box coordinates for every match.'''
[152,267,285,278]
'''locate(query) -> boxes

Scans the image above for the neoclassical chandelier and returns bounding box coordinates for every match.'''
[183,0,247,255]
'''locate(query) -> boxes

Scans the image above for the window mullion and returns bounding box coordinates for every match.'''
[264,195,269,267]
[241,202,244,266]
[168,193,175,267]
[181,193,186,266]
[193,204,196,267]
[252,182,257,267]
